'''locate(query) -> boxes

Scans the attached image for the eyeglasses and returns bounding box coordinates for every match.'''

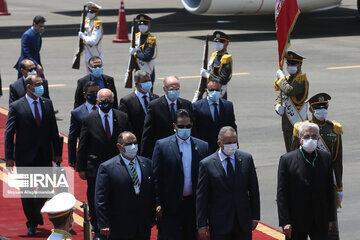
[302,135,318,140]
[27,67,36,72]
[176,124,192,129]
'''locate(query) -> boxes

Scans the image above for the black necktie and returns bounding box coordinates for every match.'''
[143,95,148,109]
[170,103,175,121]
[33,100,41,128]
[213,102,220,129]
[225,157,235,187]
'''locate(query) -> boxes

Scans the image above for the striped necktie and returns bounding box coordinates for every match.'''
[128,161,140,188]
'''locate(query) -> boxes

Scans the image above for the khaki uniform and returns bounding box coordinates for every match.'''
[47,229,72,240]
[292,119,343,240]
[274,73,309,152]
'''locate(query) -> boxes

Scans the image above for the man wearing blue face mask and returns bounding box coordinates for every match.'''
[153,109,209,240]
[119,70,159,154]
[291,93,343,240]
[68,81,99,168]
[141,76,192,158]
[192,79,237,153]
[274,51,309,152]
[74,56,118,109]
[14,16,46,79]
[200,31,232,99]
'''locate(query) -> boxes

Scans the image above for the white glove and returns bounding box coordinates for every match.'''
[129,47,138,55]
[276,105,285,116]
[78,31,85,40]
[200,68,209,78]
[276,69,285,79]
[337,191,343,203]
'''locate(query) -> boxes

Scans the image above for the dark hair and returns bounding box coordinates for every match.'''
[33,16,46,24]
[24,75,35,85]
[117,131,135,145]
[49,212,71,228]
[20,59,33,70]
[88,56,102,65]
[207,78,221,86]
[83,81,99,92]
[175,109,192,124]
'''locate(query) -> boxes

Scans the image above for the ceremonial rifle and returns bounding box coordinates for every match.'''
[124,18,136,88]
[192,35,209,102]
[72,5,86,69]
[81,202,91,240]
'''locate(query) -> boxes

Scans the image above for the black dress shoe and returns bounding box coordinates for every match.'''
[27,226,36,236]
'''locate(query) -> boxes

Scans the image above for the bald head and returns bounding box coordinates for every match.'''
[97,88,114,103]
[163,76,180,88]
[25,75,43,99]
[20,59,36,77]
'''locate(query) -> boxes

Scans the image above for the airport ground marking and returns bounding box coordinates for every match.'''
[2,84,66,91]
[327,65,360,70]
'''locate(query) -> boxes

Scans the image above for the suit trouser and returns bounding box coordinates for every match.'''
[327,188,340,240]
[287,230,328,240]
[283,130,293,153]
[161,196,197,240]
[210,216,251,240]
[87,177,99,233]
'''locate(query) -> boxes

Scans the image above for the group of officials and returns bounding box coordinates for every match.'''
[4,2,343,240]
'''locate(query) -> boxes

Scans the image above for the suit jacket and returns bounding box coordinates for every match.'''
[5,96,61,165]
[119,91,159,153]
[95,155,154,239]
[9,77,50,105]
[192,98,237,153]
[68,103,92,164]
[277,149,335,232]
[153,134,209,214]
[76,109,131,177]
[74,74,118,109]
[141,95,193,158]
[196,150,260,234]
[14,27,42,71]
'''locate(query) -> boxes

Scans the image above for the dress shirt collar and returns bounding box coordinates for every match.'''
[26,93,40,105]
[207,97,220,106]
[22,76,26,82]
[121,154,137,166]
[218,149,235,162]
[135,89,149,99]
[165,94,177,107]
[175,134,191,145]
[98,108,113,119]
[85,101,97,111]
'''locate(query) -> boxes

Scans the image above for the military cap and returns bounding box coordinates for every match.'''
[85,2,102,11]
[135,14,152,24]
[307,92,331,109]
[41,192,76,219]
[213,31,230,42]
[286,51,305,64]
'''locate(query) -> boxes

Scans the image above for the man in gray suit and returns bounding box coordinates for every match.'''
[196,126,260,240]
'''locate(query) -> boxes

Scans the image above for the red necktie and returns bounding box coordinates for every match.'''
[104,114,111,142]
[92,105,97,111]
[33,100,41,127]
[143,95,149,109]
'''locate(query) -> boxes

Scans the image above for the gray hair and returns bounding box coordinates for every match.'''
[218,126,236,141]
[97,88,114,100]
[299,122,319,138]
[163,76,180,87]
[134,70,150,83]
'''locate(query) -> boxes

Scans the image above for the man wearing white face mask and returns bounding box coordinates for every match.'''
[197,126,260,240]
[130,14,157,89]
[200,31,232,99]
[78,2,103,72]
[95,131,154,240]
[277,122,335,240]
[291,93,343,240]
[274,51,309,152]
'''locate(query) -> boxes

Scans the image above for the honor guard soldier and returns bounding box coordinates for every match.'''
[274,51,309,152]
[78,2,103,72]
[200,31,232,99]
[292,93,343,240]
[41,192,76,240]
[130,14,157,89]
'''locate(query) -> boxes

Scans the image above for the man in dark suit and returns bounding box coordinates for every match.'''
[197,126,260,240]
[193,79,237,153]
[68,81,99,168]
[76,88,131,239]
[119,70,159,153]
[277,122,335,240]
[141,76,192,158]
[14,16,46,79]
[74,56,118,109]
[5,74,62,236]
[153,109,209,240]
[10,59,50,105]
[96,131,154,240]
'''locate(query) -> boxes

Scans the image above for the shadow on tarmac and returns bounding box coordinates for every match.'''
[0,7,359,40]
